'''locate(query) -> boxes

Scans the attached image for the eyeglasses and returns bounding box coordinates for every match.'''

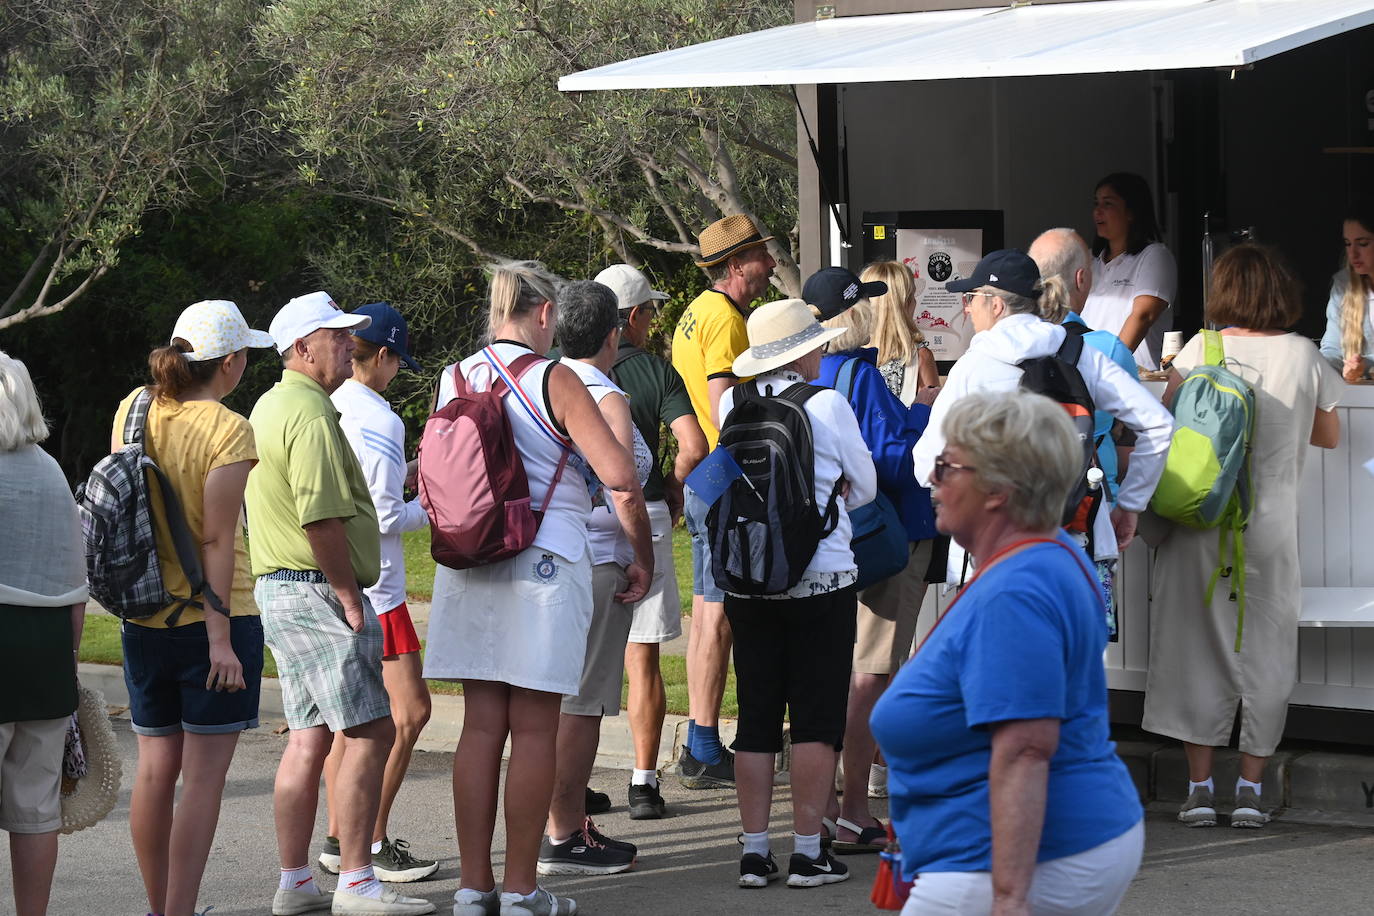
[961,291,996,308]
[931,455,977,485]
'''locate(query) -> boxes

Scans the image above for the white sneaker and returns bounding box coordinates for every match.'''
[274,886,333,915]
[868,764,888,799]
[331,887,437,915]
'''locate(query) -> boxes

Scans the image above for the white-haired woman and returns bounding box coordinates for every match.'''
[873,389,1144,916]
[0,351,86,916]
[423,261,652,916]
[1318,204,1374,381]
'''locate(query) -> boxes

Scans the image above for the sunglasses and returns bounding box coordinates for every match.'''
[931,454,977,485]
[961,291,996,308]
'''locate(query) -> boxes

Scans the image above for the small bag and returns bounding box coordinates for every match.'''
[870,823,914,910]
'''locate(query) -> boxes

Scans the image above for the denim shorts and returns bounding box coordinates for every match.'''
[121,616,265,736]
[683,486,724,603]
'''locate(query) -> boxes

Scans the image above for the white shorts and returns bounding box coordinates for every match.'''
[424,545,593,696]
[627,501,683,644]
[902,819,1143,915]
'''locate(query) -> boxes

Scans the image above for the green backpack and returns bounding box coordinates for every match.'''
[1150,330,1256,650]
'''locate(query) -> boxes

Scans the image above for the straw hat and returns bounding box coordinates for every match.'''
[695,214,775,267]
[59,682,121,835]
[732,298,846,377]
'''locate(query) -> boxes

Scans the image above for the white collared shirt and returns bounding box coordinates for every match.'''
[1081,242,1177,370]
[331,378,428,613]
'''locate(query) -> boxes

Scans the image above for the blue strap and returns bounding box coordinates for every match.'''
[835,356,861,401]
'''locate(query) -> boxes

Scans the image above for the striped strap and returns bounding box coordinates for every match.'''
[483,346,571,451]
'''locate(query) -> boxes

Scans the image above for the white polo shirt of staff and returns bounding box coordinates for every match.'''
[911,312,1174,581]
[331,378,429,614]
[1080,241,1177,370]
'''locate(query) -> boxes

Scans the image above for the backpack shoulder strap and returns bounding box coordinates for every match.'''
[834,357,862,401]
[1062,320,1091,338]
[124,388,156,446]
[1056,326,1085,366]
[146,456,229,623]
[484,347,571,449]
[777,381,824,408]
[1202,328,1224,366]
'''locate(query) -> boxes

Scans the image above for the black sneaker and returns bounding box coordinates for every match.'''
[786,850,850,888]
[371,836,439,882]
[627,781,666,820]
[677,746,736,789]
[537,821,636,876]
[738,851,780,888]
[585,786,611,815]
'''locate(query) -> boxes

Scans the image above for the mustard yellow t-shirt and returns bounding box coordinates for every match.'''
[671,288,750,449]
[244,370,381,586]
[112,388,259,627]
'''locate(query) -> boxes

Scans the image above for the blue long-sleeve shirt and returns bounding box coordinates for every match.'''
[813,348,937,542]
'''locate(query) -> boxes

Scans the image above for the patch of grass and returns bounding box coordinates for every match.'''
[626,652,735,719]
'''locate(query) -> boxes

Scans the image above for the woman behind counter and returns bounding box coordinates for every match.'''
[1081,171,1177,370]
[872,389,1143,916]
[1318,205,1374,381]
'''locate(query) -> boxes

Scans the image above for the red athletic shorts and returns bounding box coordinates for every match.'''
[379,602,422,658]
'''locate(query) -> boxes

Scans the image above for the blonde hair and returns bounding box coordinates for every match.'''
[863,261,924,365]
[1340,217,1374,359]
[940,389,1079,531]
[819,298,874,353]
[485,259,565,340]
[0,351,50,451]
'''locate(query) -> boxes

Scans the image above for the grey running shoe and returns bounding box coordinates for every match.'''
[319,835,342,874]
[499,888,577,916]
[452,887,500,916]
[1230,786,1271,828]
[274,886,333,915]
[373,837,439,883]
[677,746,736,789]
[1178,787,1218,827]
[536,822,635,876]
[331,887,436,915]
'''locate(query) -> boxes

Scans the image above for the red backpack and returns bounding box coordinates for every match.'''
[418,347,569,569]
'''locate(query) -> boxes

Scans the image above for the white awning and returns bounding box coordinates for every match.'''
[558,0,1374,91]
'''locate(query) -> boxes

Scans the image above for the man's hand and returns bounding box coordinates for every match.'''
[665,485,684,527]
[206,641,246,692]
[1111,506,1139,551]
[616,562,651,604]
[342,598,366,634]
[405,457,419,491]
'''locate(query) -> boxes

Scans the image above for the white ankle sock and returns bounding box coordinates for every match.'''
[280,865,318,894]
[742,829,770,858]
[793,832,822,860]
[632,768,658,787]
[1236,777,1262,796]
[339,865,383,899]
[371,839,384,855]
[1189,777,1214,794]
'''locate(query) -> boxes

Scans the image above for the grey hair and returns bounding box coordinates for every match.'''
[984,284,1042,318]
[1030,228,1091,323]
[820,298,874,354]
[704,260,732,283]
[940,389,1080,531]
[556,280,620,359]
[0,351,50,451]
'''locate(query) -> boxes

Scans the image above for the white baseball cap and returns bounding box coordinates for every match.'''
[170,300,275,361]
[269,291,371,353]
[593,264,669,311]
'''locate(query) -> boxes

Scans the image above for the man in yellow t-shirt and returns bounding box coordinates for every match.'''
[670,214,777,791]
[247,291,433,916]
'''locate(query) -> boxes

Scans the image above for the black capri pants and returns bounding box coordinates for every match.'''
[725,584,857,754]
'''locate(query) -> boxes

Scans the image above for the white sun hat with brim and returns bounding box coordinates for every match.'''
[170,299,275,362]
[732,298,847,377]
[269,290,371,353]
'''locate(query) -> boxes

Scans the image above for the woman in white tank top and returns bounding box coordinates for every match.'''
[422,261,653,916]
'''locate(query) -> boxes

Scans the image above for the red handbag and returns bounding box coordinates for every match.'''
[870,823,915,910]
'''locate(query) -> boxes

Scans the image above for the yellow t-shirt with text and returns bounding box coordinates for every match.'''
[670,289,750,449]
[112,388,260,627]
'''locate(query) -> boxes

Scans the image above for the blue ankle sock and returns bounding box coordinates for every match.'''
[689,724,723,764]
[687,719,698,752]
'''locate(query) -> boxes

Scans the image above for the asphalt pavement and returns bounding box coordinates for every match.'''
[40,714,1374,916]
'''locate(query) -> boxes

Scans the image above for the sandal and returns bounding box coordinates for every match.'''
[831,816,886,854]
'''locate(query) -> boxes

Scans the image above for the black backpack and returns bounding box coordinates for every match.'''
[75,388,229,625]
[1017,325,1104,553]
[706,380,841,596]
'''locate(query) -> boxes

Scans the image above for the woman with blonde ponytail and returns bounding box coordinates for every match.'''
[1318,207,1374,381]
[862,261,939,405]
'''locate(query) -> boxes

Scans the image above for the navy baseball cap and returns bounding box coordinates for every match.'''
[945,249,1042,299]
[350,301,419,371]
[802,267,888,321]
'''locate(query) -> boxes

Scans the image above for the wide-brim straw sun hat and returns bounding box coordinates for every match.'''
[732,298,847,377]
[695,214,775,267]
[60,682,121,835]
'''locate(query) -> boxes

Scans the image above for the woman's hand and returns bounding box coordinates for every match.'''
[916,384,941,407]
[206,639,246,692]
[1343,355,1365,383]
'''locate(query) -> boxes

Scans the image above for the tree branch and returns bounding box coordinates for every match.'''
[306,186,509,262]
[503,173,698,255]
[0,264,107,332]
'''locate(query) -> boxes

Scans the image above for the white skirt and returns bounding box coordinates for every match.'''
[423,545,593,696]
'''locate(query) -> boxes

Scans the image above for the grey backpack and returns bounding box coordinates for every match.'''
[75,388,228,624]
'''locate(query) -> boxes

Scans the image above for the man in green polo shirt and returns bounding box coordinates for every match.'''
[248,291,433,916]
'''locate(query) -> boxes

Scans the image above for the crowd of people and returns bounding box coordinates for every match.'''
[0,176,1364,916]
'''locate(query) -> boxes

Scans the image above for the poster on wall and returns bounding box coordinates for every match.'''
[862,210,1004,363]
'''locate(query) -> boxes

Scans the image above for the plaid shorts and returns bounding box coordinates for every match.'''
[255,578,391,731]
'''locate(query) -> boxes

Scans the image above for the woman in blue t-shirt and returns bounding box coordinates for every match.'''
[871,389,1143,915]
